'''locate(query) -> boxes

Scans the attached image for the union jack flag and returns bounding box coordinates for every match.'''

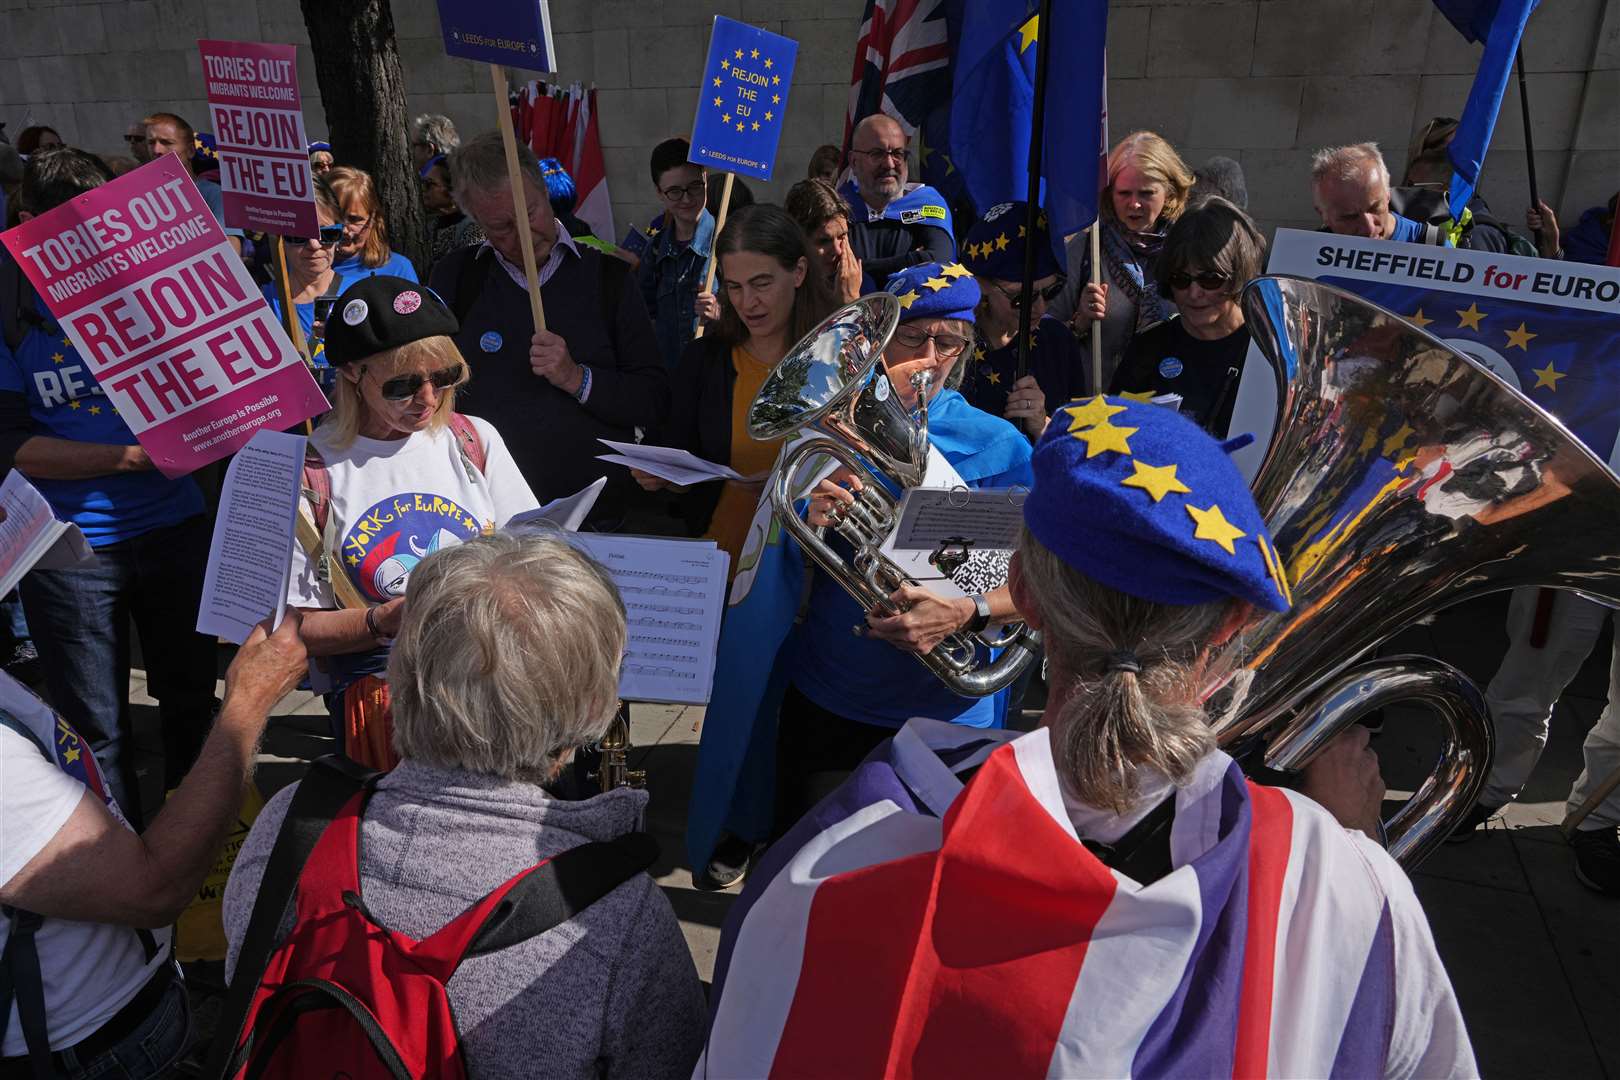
[698,719,1477,1078]
[843,0,954,185]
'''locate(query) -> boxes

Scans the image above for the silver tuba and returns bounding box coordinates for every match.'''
[747,295,1041,698]
[1205,276,1620,867]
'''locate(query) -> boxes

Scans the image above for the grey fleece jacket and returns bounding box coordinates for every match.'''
[223,759,706,1079]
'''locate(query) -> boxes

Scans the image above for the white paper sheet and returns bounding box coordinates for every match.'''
[597,438,743,484]
[891,486,1027,551]
[0,470,93,598]
[569,533,729,705]
[507,476,607,533]
[196,430,306,644]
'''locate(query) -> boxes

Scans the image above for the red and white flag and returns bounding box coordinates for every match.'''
[514,81,614,243]
[699,720,1476,1078]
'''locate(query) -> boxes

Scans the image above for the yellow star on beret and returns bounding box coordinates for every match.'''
[897,289,920,309]
[942,263,972,279]
[995,233,1010,251]
[1119,390,1156,403]
[922,275,949,293]
[1120,460,1191,503]
[1071,417,1137,458]
[1062,395,1127,431]
[1186,502,1246,555]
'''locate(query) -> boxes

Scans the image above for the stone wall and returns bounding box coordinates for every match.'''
[3,0,1616,241]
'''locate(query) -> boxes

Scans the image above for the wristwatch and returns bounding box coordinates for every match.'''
[965,593,993,634]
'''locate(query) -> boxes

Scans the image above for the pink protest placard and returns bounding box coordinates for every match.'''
[199,39,319,237]
[0,155,328,478]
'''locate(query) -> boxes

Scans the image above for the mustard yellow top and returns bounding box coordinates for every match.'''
[703,345,785,576]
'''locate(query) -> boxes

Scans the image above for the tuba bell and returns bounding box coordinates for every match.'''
[747,295,1041,698]
[1205,276,1620,867]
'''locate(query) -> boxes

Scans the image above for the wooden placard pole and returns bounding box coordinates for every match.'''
[490,63,547,333]
[1088,222,1103,395]
[272,235,315,435]
[692,172,736,341]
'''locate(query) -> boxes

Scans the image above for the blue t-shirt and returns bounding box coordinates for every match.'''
[331,251,418,295]
[260,286,338,396]
[790,392,1034,730]
[0,296,203,547]
[1389,214,1430,245]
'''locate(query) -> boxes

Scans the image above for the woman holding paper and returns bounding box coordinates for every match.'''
[634,205,834,572]
[290,275,537,769]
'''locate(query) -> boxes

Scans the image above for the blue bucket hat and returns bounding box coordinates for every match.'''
[961,200,1060,282]
[1024,395,1291,612]
[886,261,980,324]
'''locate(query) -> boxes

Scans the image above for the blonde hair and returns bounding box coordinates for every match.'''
[325,165,393,268]
[319,335,467,450]
[1016,527,1227,812]
[389,532,627,781]
[1105,131,1196,227]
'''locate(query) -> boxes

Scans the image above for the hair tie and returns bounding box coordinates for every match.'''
[1105,649,1142,675]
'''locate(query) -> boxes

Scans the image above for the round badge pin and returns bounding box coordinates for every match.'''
[874,374,891,402]
[1158,356,1184,379]
[342,299,369,326]
[393,290,423,315]
[479,331,504,353]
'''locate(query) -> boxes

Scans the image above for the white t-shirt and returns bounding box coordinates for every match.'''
[0,678,171,1054]
[292,416,539,608]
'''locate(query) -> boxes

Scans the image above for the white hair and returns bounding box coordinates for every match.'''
[1310,142,1391,189]
[411,113,460,156]
[388,532,626,780]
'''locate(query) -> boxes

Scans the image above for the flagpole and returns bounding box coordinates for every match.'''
[693,172,736,341]
[1015,0,1055,382]
[1514,46,1542,229]
[490,63,548,333]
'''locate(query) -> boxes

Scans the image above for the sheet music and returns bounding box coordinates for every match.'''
[569,533,730,706]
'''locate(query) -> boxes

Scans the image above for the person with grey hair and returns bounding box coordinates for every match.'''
[409,113,460,172]
[429,131,667,528]
[1310,142,1442,244]
[1190,155,1247,210]
[224,532,707,1078]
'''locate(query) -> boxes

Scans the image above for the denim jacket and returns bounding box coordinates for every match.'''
[638,209,715,369]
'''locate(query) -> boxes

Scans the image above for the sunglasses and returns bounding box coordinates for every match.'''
[370,364,464,401]
[288,225,346,248]
[993,277,1067,310]
[892,326,969,358]
[1166,270,1232,292]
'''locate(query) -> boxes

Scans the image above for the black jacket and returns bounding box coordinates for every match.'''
[657,333,736,535]
[429,244,669,526]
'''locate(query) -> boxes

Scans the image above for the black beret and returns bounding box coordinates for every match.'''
[323,275,459,367]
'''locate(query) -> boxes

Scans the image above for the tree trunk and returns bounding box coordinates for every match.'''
[299,0,428,272]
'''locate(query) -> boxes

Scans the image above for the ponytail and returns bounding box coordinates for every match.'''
[1017,528,1226,812]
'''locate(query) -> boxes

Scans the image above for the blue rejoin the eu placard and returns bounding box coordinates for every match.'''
[437,0,557,71]
[689,17,798,181]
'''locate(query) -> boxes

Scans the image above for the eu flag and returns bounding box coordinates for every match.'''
[689,17,799,182]
[1324,274,1620,465]
[948,0,1107,261]
[1433,0,1539,223]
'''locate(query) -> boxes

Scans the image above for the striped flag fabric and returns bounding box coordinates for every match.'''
[513,81,615,242]
[699,720,1475,1078]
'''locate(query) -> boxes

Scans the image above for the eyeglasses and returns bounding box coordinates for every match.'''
[123,133,146,145]
[288,225,346,248]
[892,326,969,358]
[370,364,464,401]
[852,147,908,166]
[661,179,707,204]
[992,277,1067,310]
[1166,270,1233,292]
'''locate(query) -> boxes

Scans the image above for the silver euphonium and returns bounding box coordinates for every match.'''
[1205,276,1620,867]
[747,294,1041,698]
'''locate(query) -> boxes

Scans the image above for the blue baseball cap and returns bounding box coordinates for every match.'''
[1024,396,1291,612]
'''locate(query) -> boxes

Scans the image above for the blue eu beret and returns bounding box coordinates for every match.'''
[962,201,1060,282]
[1024,396,1291,612]
[418,153,446,179]
[886,261,980,325]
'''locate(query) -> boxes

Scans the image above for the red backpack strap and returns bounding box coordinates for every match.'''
[447,413,487,477]
[301,442,334,535]
[405,833,659,984]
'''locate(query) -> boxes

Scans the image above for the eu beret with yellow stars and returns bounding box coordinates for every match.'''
[961,200,1060,282]
[886,261,980,325]
[1024,395,1291,612]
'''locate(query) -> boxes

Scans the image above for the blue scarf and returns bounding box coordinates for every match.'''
[924,388,1034,486]
[840,180,955,238]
